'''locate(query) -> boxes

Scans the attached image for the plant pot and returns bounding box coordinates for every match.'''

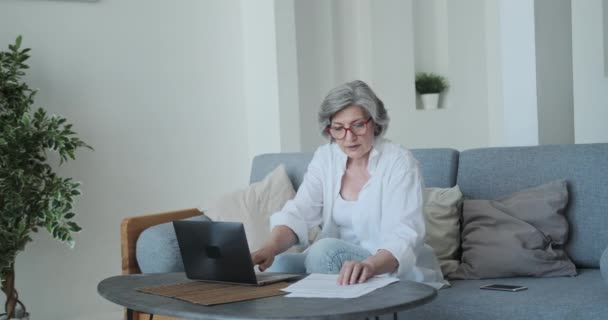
[0,312,29,320]
[421,93,440,109]
[0,304,29,320]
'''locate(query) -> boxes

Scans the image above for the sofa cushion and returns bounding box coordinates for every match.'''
[251,153,313,190]
[457,144,608,267]
[400,268,608,320]
[250,148,459,189]
[451,180,576,279]
[423,186,463,276]
[410,149,459,188]
[204,164,295,251]
[136,214,211,273]
[601,247,608,286]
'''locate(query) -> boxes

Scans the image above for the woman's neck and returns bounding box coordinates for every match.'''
[346,153,370,171]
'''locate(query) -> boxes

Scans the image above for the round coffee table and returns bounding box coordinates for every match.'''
[98,273,436,320]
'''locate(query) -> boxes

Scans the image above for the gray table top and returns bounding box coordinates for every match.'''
[98,273,437,320]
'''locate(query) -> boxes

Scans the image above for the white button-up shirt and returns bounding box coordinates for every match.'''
[270,138,447,289]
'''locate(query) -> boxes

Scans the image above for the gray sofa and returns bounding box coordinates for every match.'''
[134,143,608,319]
[249,143,608,320]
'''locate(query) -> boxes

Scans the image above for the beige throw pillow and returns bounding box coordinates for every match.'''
[204,164,296,251]
[423,186,463,276]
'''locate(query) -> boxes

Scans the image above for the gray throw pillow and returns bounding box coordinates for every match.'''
[136,214,211,273]
[449,180,577,279]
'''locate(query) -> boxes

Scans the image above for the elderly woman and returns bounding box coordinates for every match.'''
[251,80,446,289]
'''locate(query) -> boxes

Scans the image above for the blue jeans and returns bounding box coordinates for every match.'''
[267,238,372,274]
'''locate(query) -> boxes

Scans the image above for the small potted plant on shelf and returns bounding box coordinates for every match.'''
[0,36,92,320]
[415,72,449,109]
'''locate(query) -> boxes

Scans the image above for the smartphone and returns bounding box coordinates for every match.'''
[479,284,527,292]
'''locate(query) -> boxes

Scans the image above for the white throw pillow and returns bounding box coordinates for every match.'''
[423,186,463,276]
[203,164,296,251]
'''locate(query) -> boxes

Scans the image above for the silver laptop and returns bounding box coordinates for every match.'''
[173,220,302,286]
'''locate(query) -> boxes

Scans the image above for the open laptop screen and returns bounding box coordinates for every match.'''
[173,220,259,285]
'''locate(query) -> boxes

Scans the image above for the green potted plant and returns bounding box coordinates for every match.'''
[0,36,91,320]
[415,72,449,109]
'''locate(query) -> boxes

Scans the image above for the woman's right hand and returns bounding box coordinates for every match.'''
[251,245,277,272]
[251,226,298,271]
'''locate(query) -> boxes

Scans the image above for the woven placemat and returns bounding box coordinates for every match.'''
[137,281,290,306]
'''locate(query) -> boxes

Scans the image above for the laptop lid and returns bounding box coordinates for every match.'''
[173,220,259,285]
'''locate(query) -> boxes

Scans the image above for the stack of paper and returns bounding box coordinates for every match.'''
[281,273,399,298]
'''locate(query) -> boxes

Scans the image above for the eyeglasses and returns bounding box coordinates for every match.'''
[326,117,372,140]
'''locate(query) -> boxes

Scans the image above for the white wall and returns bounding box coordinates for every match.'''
[413,0,449,91]
[441,0,490,149]
[485,0,506,147]
[292,0,591,150]
[294,0,336,152]
[486,0,570,147]
[572,0,608,143]
[604,0,608,76]
[369,0,418,148]
[377,0,490,150]
[332,0,373,84]
[242,0,303,158]
[294,0,492,151]
[0,0,250,319]
[499,0,540,146]
[535,0,575,145]
[298,0,578,151]
[275,0,303,153]
[241,0,282,162]
[485,0,576,147]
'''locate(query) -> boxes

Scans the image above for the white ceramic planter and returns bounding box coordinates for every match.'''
[421,93,440,109]
[0,305,29,320]
[0,313,29,320]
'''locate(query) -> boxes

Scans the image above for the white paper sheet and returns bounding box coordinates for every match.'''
[281,273,399,298]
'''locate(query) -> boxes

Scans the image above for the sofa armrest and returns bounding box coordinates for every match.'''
[120,208,202,275]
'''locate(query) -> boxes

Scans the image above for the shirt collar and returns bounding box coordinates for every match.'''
[333,137,385,175]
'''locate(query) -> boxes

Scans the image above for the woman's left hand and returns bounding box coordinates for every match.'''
[337,260,376,285]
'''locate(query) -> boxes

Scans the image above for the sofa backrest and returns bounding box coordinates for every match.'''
[250,148,459,189]
[457,143,608,268]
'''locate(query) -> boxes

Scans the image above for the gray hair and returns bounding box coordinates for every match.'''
[318,80,389,139]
